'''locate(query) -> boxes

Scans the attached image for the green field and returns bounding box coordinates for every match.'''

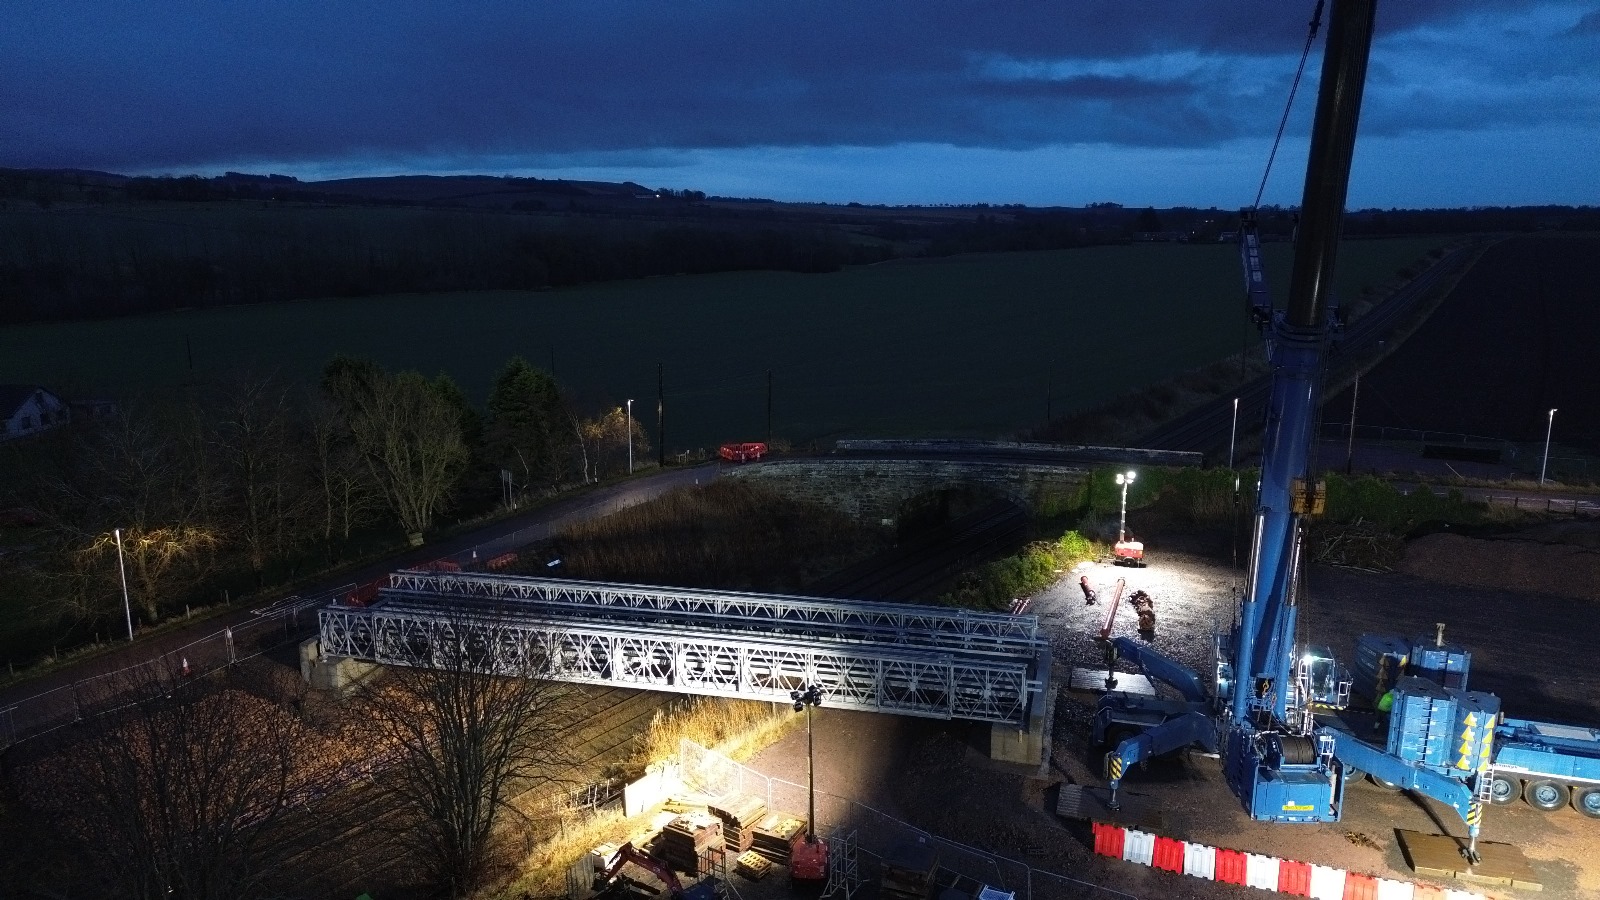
[0,237,1447,452]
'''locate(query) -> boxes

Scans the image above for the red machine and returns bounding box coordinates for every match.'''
[718,442,768,462]
[789,832,829,883]
[1112,538,1145,566]
[595,842,717,900]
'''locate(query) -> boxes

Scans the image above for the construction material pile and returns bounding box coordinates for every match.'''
[749,811,807,864]
[708,794,767,854]
[734,850,774,881]
[880,839,940,900]
[655,812,724,876]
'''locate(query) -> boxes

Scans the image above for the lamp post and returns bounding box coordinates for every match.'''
[1228,397,1239,469]
[1540,408,1557,486]
[114,527,134,641]
[1115,470,1137,542]
[625,399,634,475]
[791,683,824,841]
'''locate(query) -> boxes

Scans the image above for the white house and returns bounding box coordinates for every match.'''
[0,385,71,441]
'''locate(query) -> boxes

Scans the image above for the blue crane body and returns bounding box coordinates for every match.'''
[1092,0,1493,860]
[1489,718,1600,816]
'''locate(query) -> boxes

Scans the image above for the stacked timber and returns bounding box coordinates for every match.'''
[749,811,807,863]
[708,795,767,854]
[880,839,940,900]
[656,812,724,876]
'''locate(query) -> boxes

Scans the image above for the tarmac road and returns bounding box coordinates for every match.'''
[0,463,718,739]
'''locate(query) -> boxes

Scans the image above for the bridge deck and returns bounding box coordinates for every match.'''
[319,572,1050,725]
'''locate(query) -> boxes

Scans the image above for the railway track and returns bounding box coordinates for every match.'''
[273,682,679,896]
[807,499,1029,601]
[1138,244,1480,459]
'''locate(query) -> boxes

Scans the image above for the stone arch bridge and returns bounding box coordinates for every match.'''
[724,440,1200,525]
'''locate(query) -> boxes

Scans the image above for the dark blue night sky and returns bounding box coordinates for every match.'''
[6,1,1597,207]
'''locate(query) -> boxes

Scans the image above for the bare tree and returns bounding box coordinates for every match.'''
[212,373,312,577]
[38,403,223,625]
[359,611,580,897]
[323,358,468,545]
[11,664,314,900]
[305,391,383,550]
[578,405,650,480]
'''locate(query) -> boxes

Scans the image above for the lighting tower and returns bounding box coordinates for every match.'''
[789,683,828,882]
[1115,470,1137,542]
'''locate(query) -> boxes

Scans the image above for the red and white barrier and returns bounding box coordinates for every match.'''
[1089,820,1493,900]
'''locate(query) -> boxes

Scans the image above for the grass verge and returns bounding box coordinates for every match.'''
[497,697,798,899]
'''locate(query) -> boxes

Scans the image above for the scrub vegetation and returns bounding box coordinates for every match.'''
[523,479,890,593]
[0,355,643,672]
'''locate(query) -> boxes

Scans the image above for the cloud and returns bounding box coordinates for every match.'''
[0,0,1594,205]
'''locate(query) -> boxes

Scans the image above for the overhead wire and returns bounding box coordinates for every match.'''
[1252,0,1326,211]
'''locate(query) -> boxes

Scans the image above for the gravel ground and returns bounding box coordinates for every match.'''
[737,526,1600,900]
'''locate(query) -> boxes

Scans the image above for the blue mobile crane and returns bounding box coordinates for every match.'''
[1092,0,1492,862]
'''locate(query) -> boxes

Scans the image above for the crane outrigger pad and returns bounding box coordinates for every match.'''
[1054,784,1163,830]
[1068,667,1156,696]
[1396,829,1540,891]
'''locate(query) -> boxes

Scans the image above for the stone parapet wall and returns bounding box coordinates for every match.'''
[726,458,1088,523]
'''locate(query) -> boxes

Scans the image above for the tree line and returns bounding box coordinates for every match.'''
[0,355,644,664]
[6,166,1597,326]
[0,182,886,324]
[3,618,580,899]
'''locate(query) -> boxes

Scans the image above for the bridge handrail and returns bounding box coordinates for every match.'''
[383,571,1044,643]
[323,603,1037,668]
[371,587,1044,658]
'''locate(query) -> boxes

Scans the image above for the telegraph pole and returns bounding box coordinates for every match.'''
[766,370,773,444]
[656,362,665,468]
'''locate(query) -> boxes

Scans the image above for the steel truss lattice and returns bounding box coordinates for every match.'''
[385,570,1042,653]
[319,573,1049,725]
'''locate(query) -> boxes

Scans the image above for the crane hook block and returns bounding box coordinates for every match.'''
[1291,478,1327,516]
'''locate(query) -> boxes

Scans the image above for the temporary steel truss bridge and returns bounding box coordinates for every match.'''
[319,571,1050,725]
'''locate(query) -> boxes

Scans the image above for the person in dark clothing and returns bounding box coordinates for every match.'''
[1079,575,1097,605]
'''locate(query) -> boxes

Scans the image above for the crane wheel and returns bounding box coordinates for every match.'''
[1571,786,1600,819]
[1487,773,1521,806]
[1525,779,1569,812]
[1368,774,1402,791]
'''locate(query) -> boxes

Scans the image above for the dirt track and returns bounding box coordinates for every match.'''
[742,529,1600,900]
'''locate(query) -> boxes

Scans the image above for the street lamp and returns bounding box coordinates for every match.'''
[113,527,134,641]
[1115,470,1137,542]
[1540,408,1557,486]
[625,399,634,475]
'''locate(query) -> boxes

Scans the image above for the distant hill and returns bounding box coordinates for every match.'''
[259,173,660,207]
[3,165,1598,326]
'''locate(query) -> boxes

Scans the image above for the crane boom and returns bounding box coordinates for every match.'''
[1098,0,1491,859]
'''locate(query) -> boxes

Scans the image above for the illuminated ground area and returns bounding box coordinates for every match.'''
[740,537,1600,900]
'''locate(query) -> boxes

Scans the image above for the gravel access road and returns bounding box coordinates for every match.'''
[739,528,1600,900]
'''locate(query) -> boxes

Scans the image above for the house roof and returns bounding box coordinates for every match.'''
[0,384,49,417]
